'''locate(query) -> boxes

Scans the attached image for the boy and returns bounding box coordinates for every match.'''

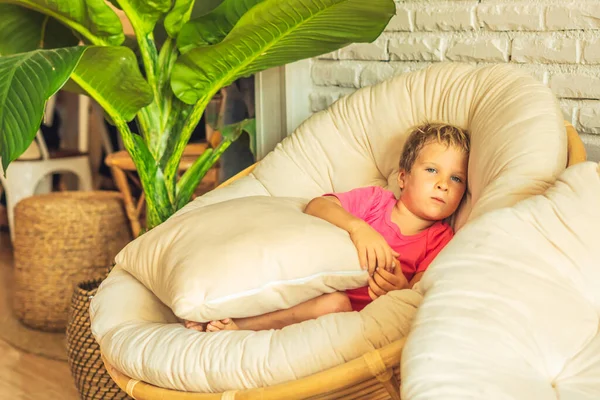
[186,123,469,332]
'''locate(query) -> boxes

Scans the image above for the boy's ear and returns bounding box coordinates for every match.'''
[397,169,406,190]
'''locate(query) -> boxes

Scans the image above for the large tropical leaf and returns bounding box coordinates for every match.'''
[0,47,86,170]
[0,4,79,55]
[112,0,171,36]
[1,0,124,46]
[171,0,395,105]
[175,0,265,54]
[164,0,224,38]
[70,46,153,122]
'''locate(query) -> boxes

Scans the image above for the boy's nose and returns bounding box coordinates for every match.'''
[436,180,449,191]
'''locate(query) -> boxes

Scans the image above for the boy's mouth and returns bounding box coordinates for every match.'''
[431,196,445,204]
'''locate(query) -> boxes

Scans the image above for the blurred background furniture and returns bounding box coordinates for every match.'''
[12,191,131,331]
[0,131,92,242]
[0,93,95,241]
[105,142,219,237]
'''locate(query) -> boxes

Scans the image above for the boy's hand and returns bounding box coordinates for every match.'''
[368,267,409,300]
[349,221,399,276]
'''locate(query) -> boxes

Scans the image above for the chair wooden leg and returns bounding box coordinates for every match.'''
[363,351,401,400]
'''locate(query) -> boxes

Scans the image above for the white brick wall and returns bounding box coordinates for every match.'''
[309,0,600,160]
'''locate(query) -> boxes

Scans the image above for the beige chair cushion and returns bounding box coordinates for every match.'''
[401,161,600,400]
[91,62,570,392]
[90,265,422,392]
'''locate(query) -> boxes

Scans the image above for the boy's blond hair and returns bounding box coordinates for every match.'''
[399,123,470,172]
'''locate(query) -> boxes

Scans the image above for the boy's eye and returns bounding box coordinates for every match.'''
[451,176,463,183]
[426,167,436,173]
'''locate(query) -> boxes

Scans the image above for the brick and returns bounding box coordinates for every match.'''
[446,36,509,62]
[579,105,600,134]
[385,6,412,31]
[309,89,355,112]
[389,36,443,61]
[546,3,600,30]
[311,61,361,88]
[512,37,578,64]
[391,62,433,76]
[338,37,388,61]
[559,101,575,122]
[582,38,600,64]
[360,63,396,87]
[477,3,543,31]
[415,2,477,31]
[316,50,339,60]
[514,64,548,85]
[580,133,600,161]
[550,74,600,99]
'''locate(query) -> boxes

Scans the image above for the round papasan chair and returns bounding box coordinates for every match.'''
[92,62,587,399]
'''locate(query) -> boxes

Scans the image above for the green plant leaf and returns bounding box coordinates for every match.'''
[171,0,395,105]
[163,0,194,38]
[176,0,265,54]
[175,118,256,209]
[220,118,255,142]
[0,47,86,170]
[175,147,213,209]
[164,0,226,38]
[0,4,79,55]
[1,0,124,46]
[112,0,171,36]
[70,46,153,122]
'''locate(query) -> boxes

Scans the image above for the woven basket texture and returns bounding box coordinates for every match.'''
[67,279,130,400]
[13,191,131,331]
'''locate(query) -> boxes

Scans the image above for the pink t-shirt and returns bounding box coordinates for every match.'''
[326,186,454,311]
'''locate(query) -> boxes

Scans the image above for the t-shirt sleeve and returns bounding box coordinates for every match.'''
[323,186,384,220]
[416,224,454,273]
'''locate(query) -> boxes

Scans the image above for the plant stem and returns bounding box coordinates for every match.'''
[163,93,213,195]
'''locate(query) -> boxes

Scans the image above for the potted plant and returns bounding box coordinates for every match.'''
[0,0,395,230]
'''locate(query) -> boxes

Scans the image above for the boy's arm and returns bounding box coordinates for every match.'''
[304,196,367,235]
[304,196,398,274]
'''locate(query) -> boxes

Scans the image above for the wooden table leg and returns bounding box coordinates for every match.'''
[110,166,141,237]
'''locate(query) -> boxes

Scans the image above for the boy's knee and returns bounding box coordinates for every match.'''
[318,292,352,315]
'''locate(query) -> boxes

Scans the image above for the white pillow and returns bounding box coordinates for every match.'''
[115,196,367,322]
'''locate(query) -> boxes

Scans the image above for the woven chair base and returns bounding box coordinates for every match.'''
[103,339,404,400]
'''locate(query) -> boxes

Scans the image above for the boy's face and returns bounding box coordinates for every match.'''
[397,141,468,222]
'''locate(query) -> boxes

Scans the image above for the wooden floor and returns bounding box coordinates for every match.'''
[0,231,79,400]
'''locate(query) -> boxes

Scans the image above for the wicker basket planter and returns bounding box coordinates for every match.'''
[67,279,130,400]
[12,191,131,331]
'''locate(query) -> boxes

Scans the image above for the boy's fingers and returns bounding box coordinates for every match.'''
[359,248,368,270]
[368,276,386,297]
[373,270,396,291]
[375,247,385,273]
[382,248,391,271]
[368,287,378,301]
[367,248,376,275]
